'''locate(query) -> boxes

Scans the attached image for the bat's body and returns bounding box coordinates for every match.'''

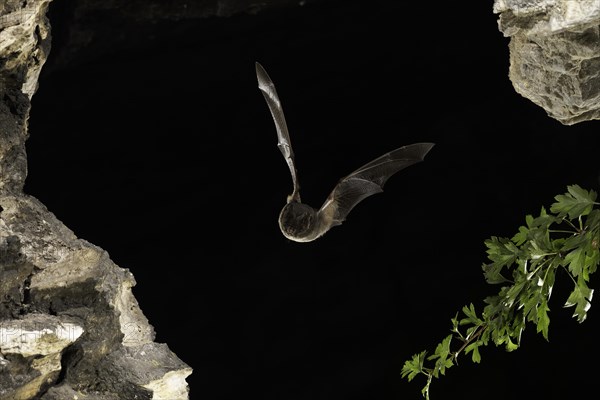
[255,62,434,242]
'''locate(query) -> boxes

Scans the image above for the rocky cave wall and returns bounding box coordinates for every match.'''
[0,1,193,397]
[494,0,600,125]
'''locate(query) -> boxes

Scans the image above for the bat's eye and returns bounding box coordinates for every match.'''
[279,203,315,238]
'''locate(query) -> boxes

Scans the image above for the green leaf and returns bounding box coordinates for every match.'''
[459,303,483,326]
[428,335,452,361]
[504,281,526,308]
[465,341,482,363]
[529,239,550,260]
[564,247,586,278]
[436,358,454,377]
[550,185,597,219]
[570,185,597,203]
[512,225,529,246]
[587,241,599,277]
[483,237,520,283]
[485,236,520,267]
[523,290,541,324]
[586,209,600,234]
[505,336,519,352]
[544,265,556,296]
[401,351,427,381]
[482,263,509,284]
[564,278,594,323]
[561,234,588,252]
[536,299,550,340]
[450,313,459,334]
[527,224,555,258]
[530,207,560,229]
[428,335,453,378]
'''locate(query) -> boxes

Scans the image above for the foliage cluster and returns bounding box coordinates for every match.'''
[401,185,600,399]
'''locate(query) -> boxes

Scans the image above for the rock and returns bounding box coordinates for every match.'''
[493,0,600,124]
[0,313,83,357]
[0,314,84,400]
[1,0,192,398]
[98,343,192,400]
[40,384,120,400]
[0,0,52,100]
[0,0,52,194]
[0,180,192,400]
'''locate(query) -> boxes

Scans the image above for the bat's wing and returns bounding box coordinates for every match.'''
[255,62,300,202]
[318,143,434,226]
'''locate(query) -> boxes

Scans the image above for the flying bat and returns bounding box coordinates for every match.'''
[255,62,434,242]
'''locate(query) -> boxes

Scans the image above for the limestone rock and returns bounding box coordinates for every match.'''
[0,314,84,400]
[0,313,83,357]
[494,0,600,124]
[0,0,52,194]
[0,183,192,400]
[0,0,52,99]
[1,0,191,398]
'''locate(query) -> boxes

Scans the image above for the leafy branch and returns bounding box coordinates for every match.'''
[401,185,600,399]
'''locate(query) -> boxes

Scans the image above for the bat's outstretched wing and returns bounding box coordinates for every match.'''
[318,143,434,226]
[255,62,300,202]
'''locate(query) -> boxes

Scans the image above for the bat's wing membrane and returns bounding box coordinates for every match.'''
[318,143,434,226]
[256,62,300,201]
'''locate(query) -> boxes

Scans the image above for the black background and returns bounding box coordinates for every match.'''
[25,0,600,399]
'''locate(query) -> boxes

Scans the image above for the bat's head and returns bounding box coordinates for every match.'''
[278,202,317,242]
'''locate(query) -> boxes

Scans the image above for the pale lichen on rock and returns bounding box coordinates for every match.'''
[494,0,600,124]
[1,0,191,398]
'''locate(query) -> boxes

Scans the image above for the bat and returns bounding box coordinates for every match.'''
[255,62,434,242]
